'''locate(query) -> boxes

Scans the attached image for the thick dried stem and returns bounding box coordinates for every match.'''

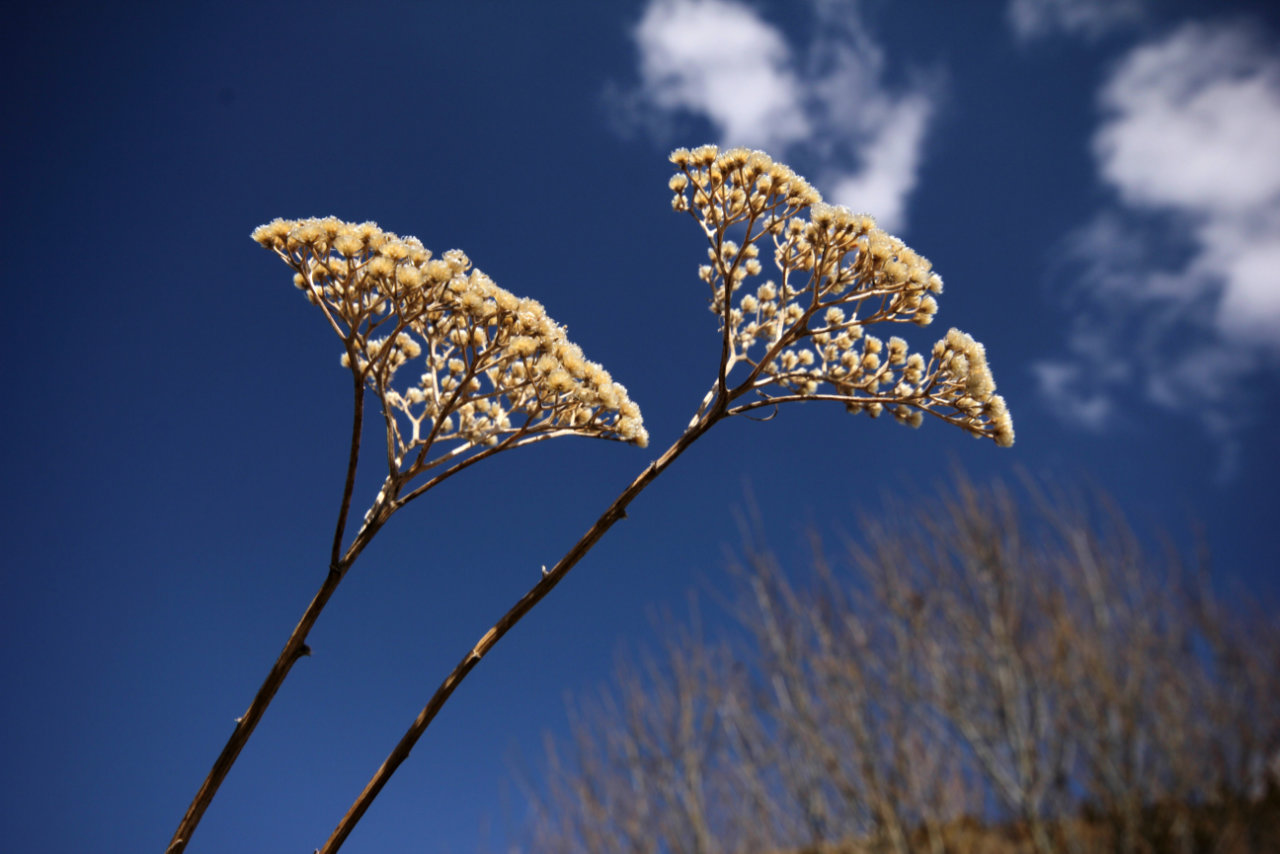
[317,413,719,852]
[166,571,340,854]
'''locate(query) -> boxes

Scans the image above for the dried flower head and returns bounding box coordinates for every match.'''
[669,146,1013,447]
[252,218,648,491]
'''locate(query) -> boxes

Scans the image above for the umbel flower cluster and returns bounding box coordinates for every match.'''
[670,145,1014,447]
[251,218,649,480]
[171,149,1016,854]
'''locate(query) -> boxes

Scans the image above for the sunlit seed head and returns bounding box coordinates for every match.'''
[396,265,424,288]
[333,234,363,257]
[251,218,290,247]
[692,144,718,166]
[443,249,471,273]
[510,336,538,358]
[490,290,516,313]
[380,241,410,261]
[423,259,451,282]
[546,369,574,394]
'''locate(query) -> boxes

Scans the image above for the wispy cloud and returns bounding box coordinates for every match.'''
[624,0,939,233]
[1006,0,1146,44]
[1093,23,1280,345]
[1033,21,1280,455]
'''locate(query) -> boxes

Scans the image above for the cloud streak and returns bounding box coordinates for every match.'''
[1006,0,1146,44]
[627,0,938,233]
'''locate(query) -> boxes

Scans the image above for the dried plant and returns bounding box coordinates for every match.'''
[167,218,646,854]
[669,145,1012,446]
[523,476,1280,854]
[169,146,1013,853]
[255,217,649,468]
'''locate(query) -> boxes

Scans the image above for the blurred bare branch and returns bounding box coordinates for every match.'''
[522,474,1279,854]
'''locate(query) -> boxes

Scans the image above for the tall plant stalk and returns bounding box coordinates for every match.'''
[165,372,368,854]
[314,144,1015,850]
[167,219,650,853]
[319,408,720,851]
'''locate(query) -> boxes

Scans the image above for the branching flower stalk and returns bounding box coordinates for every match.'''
[315,145,1014,853]
[167,219,646,854]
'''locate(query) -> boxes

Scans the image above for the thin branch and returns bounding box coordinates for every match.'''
[395,428,607,509]
[168,353,375,854]
[331,368,366,568]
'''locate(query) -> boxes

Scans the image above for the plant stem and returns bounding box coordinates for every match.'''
[167,374,368,854]
[166,570,341,854]
[317,411,721,853]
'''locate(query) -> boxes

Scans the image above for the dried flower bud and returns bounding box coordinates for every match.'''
[252,217,650,475]
[668,145,1013,447]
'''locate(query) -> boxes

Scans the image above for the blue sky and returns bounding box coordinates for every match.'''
[3,1,1279,851]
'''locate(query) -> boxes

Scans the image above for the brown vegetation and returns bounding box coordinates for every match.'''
[523,476,1280,854]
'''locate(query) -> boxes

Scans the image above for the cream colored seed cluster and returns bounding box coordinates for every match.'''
[251,217,647,453]
[669,145,1013,447]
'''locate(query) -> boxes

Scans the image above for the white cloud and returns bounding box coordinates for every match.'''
[1035,22,1280,442]
[1196,211,1280,345]
[628,0,938,233]
[1007,0,1146,44]
[1095,25,1280,215]
[634,0,810,152]
[1093,23,1280,347]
